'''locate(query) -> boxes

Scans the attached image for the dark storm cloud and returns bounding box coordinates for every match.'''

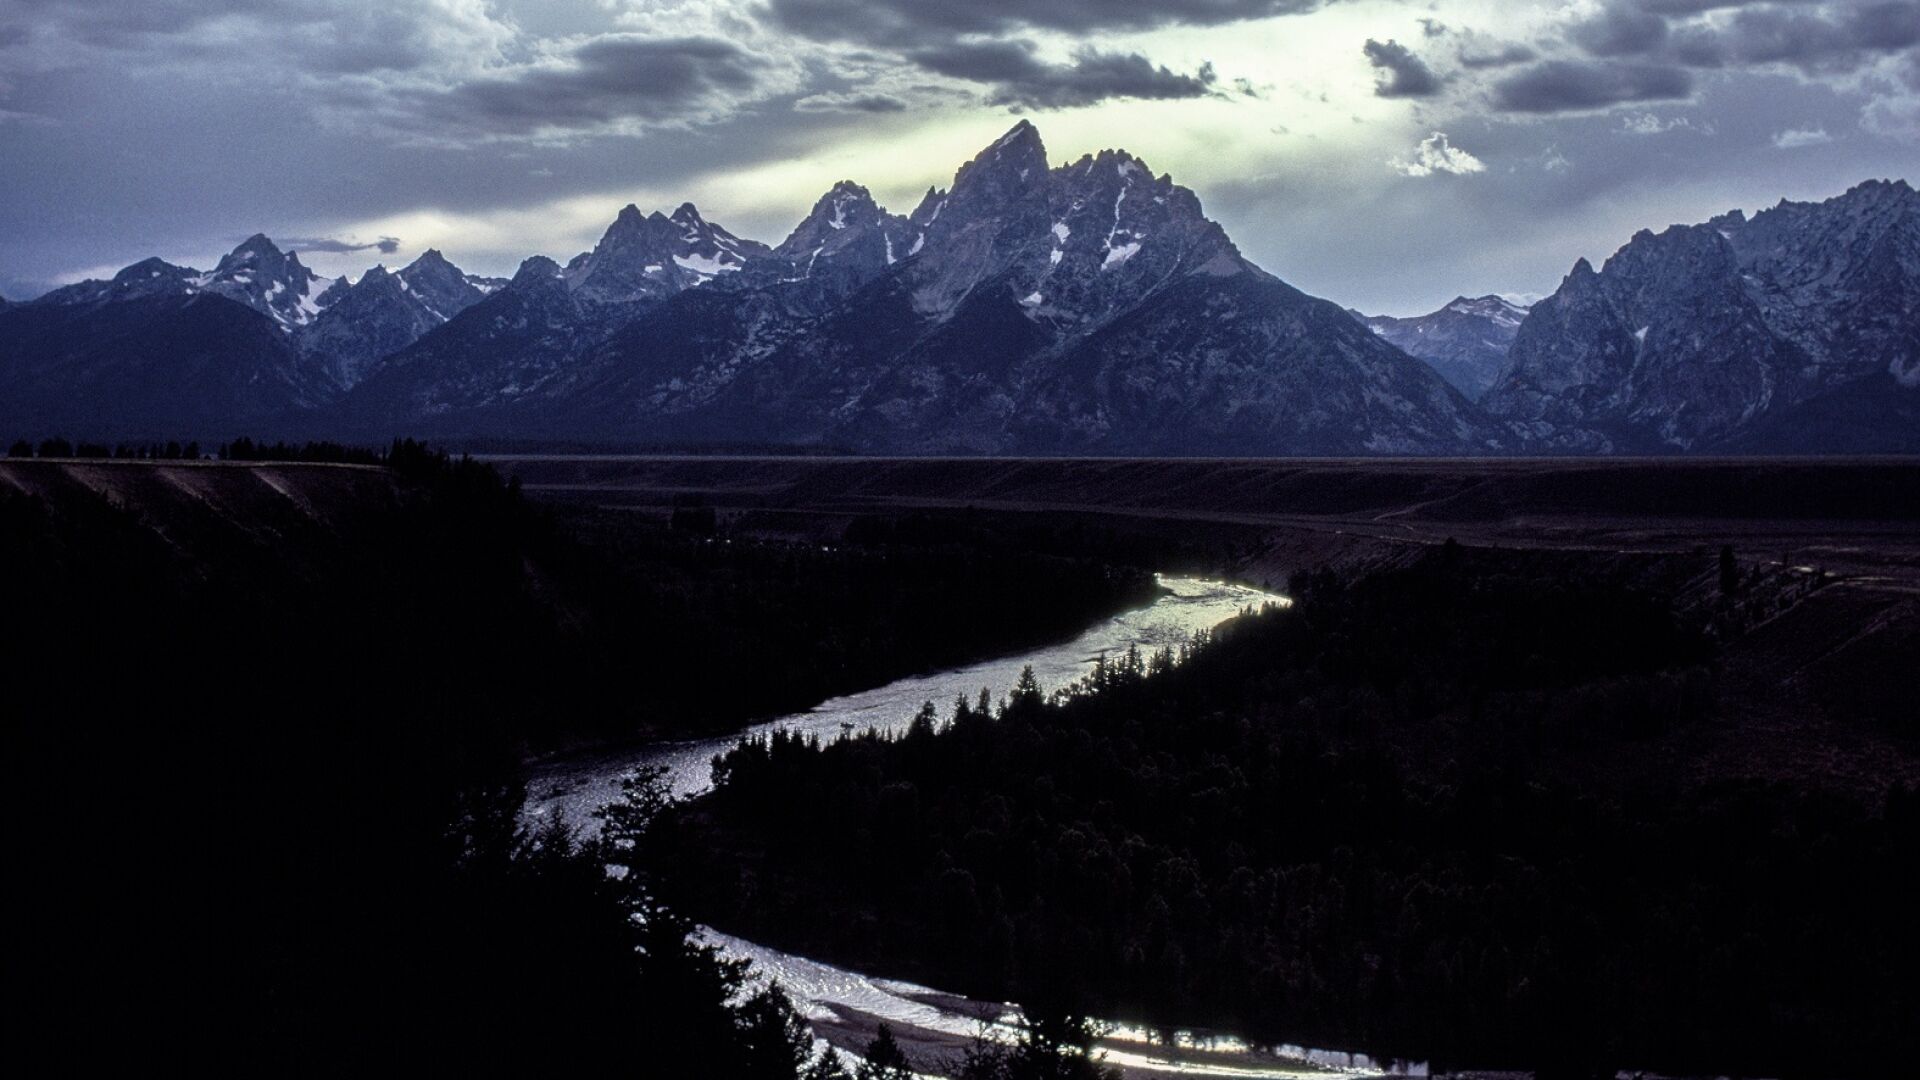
[762,0,1326,45]
[1571,3,1671,57]
[792,92,913,113]
[1668,24,1732,67]
[388,35,777,139]
[1494,61,1695,112]
[1364,38,1445,97]
[5,0,507,75]
[278,235,402,255]
[1713,1,1920,73]
[1625,1,1920,75]
[1459,42,1539,69]
[1633,0,1823,14]
[1633,0,1752,13]
[907,40,1218,109]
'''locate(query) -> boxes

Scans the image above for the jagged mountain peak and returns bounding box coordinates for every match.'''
[814,181,879,219]
[880,120,1250,321]
[292,246,495,391]
[1602,224,1737,282]
[399,249,469,287]
[227,232,284,259]
[114,257,192,282]
[513,255,564,285]
[185,234,336,331]
[1069,146,1154,174]
[910,186,950,228]
[1828,177,1913,204]
[942,121,1052,217]
[967,120,1048,173]
[771,181,918,287]
[561,202,761,303]
[214,234,296,276]
[777,181,901,259]
[991,118,1043,154]
[407,248,455,271]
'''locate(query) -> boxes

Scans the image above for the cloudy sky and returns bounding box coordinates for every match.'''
[0,0,1913,314]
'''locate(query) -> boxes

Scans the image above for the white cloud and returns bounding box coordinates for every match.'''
[1395,131,1486,177]
[1861,95,1920,142]
[1620,112,1710,136]
[1771,126,1833,149]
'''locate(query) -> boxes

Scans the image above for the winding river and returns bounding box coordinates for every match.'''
[525,577,1424,1079]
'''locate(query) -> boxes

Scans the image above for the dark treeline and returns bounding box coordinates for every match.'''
[670,546,1919,1077]
[10,434,205,459]
[546,506,1164,740]
[838,510,1235,582]
[1,444,1157,1072]
[7,433,458,465]
[219,435,389,463]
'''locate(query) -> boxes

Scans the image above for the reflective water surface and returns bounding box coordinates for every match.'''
[527,577,1424,1078]
[527,576,1282,813]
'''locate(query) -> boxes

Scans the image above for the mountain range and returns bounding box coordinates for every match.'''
[1,122,1912,454]
[1482,178,1917,453]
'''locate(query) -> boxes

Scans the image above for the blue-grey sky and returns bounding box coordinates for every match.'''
[0,0,1913,314]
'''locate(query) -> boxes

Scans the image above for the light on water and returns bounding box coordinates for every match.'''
[526,577,1414,1079]
[527,575,1285,814]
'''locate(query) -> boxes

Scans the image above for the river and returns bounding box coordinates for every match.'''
[524,576,1425,1079]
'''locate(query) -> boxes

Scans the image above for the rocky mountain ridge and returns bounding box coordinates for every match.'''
[1482,179,1917,452]
[2,127,1910,453]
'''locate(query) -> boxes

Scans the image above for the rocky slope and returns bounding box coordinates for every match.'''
[0,292,321,437]
[1483,179,1918,452]
[295,249,502,391]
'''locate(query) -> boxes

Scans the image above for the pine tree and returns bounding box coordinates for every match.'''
[1004,666,1045,720]
[739,984,816,1080]
[594,764,755,1072]
[909,699,939,739]
[854,1024,914,1080]
[1008,1011,1117,1080]
[803,1045,853,1080]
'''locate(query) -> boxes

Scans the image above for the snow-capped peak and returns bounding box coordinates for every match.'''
[181,234,337,330]
[1444,295,1530,328]
[560,202,772,302]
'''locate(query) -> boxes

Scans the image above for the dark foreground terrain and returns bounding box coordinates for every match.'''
[492,456,1920,1075]
[669,543,1917,1075]
[6,451,1915,1076]
[0,449,1161,1073]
